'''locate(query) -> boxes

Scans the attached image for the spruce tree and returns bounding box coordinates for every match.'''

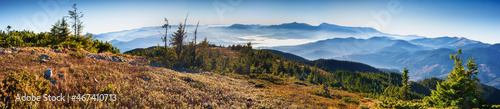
[401,68,409,100]
[170,22,187,61]
[50,17,71,45]
[423,47,483,108]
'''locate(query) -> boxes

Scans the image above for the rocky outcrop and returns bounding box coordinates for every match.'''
[39,54,52,59]
[0,50,12,54]
[87,54,126,63]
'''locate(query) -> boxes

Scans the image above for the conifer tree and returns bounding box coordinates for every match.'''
[423,47,483,108]
[170,21,187,61]
[68,3,84,37]
[50,17,71,45]
[401,68,410,100]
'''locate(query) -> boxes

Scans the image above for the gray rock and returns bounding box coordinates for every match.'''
[0,50,12,54]
[105,56,112,61]
[112,56,120,62]
[149,61,159,67]
[31,50,36,54]
[58,74,64,78]
[247,98,252,102]
[118,58,125,62]
[10,47,21,51]
[44,69,52,79]
[94,78,99,84]
[130,61,138,65]
[39,54,51,59]
[50,79,58,85]
[40,59,48,63]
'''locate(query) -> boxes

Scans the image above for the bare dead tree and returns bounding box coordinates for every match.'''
[193,21,199,64]
[159,18,171,48]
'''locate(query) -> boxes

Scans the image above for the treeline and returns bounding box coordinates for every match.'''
[0,4,119,54]
[0,30,118,54]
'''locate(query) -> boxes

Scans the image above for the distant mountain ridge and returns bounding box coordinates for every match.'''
[268,36,431,60]
[409,36,490,50]
[338,43,500,88]
[93,22,426,53]
[267,36,500,89]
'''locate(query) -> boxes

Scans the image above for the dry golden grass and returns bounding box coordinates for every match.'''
[0,47,378,108]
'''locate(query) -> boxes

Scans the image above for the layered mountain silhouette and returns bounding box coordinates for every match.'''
[339,43,500,88]
[409,37,490,50]
[268,36,431,60]
[268,36,500,89]
[94,22,424,52]
[97,22,499,89]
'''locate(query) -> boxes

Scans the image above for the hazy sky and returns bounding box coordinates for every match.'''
[1,0,500,44]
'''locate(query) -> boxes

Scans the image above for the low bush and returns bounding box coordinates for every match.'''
[342,97,359,104]
[377,100,425,109]
[0,71,50,108]
[69,51,85,59]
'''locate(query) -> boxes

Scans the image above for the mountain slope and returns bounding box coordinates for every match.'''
[303,59,381,73]
[0,47,381,108]
[265,49,381,73]
[339,44,500,89]
[264,49,308,61]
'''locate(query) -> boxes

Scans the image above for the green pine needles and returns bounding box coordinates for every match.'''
[423,47,484,108]
[401,68,410,100]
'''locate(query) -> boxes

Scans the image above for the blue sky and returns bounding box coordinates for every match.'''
[1,0,500,44]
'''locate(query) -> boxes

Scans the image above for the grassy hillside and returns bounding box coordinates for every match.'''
[0,47,381,108]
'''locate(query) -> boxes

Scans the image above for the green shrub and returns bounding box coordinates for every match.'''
[342,97,359,104]
[255,83,265,88]
[0,71,50,108]
[69,51,85,59]
[256,74,286,85]
[5,35,24,47]
[377,100,425,109]
[359,105,369,109]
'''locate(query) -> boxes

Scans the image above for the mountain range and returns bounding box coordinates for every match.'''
[268,36,500,89]
[99,22,500,89]
[94,22,424,52]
